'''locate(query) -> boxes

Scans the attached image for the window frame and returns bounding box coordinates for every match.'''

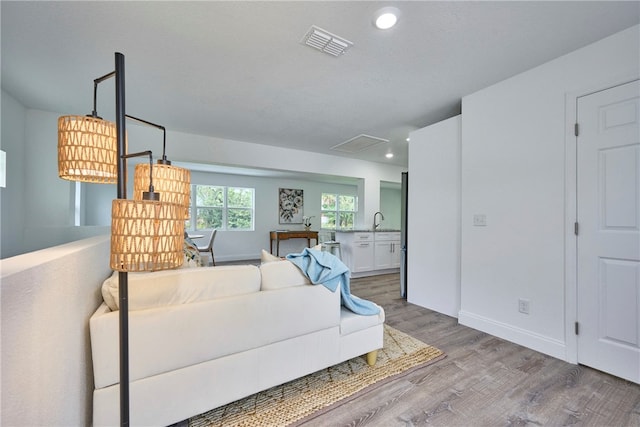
[188,184,255,231]
[320,192,358,230]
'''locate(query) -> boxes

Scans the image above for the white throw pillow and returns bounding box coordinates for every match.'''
[260,260,310,290]
[101,271,119,311]
[260,249,283,264]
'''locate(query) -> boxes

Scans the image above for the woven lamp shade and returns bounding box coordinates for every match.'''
[110,199,184,272]
[134,164,191,218]
[58,115,119,183]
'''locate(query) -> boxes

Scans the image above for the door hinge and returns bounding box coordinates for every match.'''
[575,321,580,335]
[574,222,579,236]
[574,123,579,137]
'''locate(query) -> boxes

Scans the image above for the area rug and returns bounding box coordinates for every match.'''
[189,325,445,427]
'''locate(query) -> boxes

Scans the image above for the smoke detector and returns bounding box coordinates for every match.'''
[301,25,353,57]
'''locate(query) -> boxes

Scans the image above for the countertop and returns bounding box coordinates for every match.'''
[335,229,401,233]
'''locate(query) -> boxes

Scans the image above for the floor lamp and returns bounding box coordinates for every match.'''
[58,52,188,426]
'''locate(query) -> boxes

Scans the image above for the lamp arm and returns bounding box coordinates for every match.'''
[90,71,116,118]
[124,115,169,164]
[121,150,156,198]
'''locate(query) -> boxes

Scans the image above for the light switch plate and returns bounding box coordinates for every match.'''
[473,214,487,226]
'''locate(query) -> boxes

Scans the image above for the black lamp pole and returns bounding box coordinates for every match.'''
[75,52,167,426]
[114,51,130,427]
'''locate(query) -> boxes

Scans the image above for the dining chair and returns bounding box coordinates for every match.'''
[197,229,217,266]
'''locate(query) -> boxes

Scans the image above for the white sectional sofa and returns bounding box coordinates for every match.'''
[89,259,385,426]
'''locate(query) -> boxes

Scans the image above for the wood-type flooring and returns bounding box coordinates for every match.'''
[299,273,640,426]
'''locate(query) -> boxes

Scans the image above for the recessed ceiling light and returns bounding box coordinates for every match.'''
[374,7,400,30]
[385,153,394,159]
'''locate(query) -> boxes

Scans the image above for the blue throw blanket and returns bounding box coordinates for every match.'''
[286,248,380,316]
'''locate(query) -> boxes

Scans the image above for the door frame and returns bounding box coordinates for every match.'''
[563,74,639,365]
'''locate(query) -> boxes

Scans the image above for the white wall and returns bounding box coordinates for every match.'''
[83,182,117,226]
[1,235,111,426]
[407,115,461,317]
[0,105,405,258]
[0,106,112,255]
[24,110,71,228]
[1,91,26,258]
[130,124,404,230]
[459,25,639,360]
[379,186,402,230]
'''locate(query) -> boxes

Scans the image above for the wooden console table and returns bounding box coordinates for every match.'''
[270,230,319,256]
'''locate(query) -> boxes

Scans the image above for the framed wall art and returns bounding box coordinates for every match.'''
[279,188,304,224]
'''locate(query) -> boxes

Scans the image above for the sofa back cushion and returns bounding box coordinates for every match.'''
[102,265,261,311]
[260,260,310,290]
[91,281,340,390]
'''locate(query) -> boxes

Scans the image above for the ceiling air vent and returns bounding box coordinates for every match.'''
[302,25,353,57]
[331,134,389,153]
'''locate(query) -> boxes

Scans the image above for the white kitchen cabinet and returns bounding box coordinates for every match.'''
[352,240,375,272]
[335,232,374,273]
[336,231,400,274]
[373,232,401,270]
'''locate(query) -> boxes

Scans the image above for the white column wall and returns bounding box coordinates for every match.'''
[407,115,461,317]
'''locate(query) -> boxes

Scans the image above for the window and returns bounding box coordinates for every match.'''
[190,185,254,231]
[321,193,357,230]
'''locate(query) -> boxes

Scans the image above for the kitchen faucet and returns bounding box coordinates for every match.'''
[373,211,385,230]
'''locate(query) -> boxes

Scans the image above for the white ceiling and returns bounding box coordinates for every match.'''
[2,1,639,169]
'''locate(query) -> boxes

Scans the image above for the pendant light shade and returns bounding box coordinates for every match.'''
[134,163,191,218]
[110,199,184,272]
[58,115,119,183]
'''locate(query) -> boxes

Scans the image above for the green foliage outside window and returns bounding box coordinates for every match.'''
[338,195,356,211]
[321,211,336,229]
[227,187,253,208]
[196,186,224,207]
[339,212,354,229]
[321,194,336,210]
[227,187,253,229]
[228,209,252,229]
[197,207,223,229]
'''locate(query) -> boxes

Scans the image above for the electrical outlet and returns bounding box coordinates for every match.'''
[518,298,530,314]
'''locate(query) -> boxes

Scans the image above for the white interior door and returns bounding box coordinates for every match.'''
[576,79,640,383]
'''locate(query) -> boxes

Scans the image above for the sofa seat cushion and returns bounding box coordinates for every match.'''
[102,265,261,311]
[340,306,385,336]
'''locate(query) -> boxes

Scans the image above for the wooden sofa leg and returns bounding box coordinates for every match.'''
[366,350,378,366]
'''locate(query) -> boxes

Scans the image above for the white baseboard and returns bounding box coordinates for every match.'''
[458,310,567,362]
[351,268,400,279]
[214,253,260,263]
